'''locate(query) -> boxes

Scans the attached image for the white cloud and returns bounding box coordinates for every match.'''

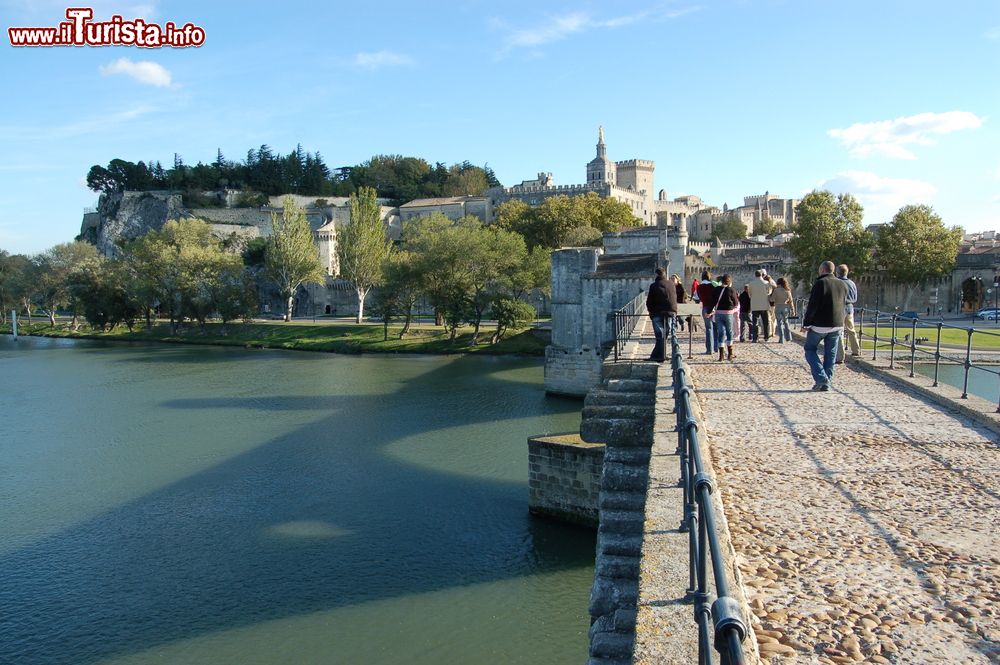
[351,51,415,70]
[828,111,983,160]
[99,57,173,87]
[818,170,937,223]
[494,3,701,57]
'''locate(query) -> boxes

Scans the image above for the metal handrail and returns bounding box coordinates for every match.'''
[672,334,748,664]
[607,292,648,362]
[854,308,1000,413]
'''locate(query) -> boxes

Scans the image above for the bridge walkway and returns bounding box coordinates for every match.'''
[623,323,998,664]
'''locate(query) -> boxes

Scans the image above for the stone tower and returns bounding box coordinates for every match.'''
[315,219,339,276]
[667,220,688,281]
[586,126,616,186]
[616,159,654,195]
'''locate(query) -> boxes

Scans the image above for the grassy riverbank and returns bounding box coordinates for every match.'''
[0,319,549,356]
[858,325,1000,350]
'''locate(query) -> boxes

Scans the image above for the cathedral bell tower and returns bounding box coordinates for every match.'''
[586,125,616,186]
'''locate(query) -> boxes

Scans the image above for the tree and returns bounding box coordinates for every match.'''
[338,187,392,323]
[785,190,874,286]
[8,255,39,326]
[402,214,532,343]
[755,217,782,237]
[711,214,748,241]
[381,250,422,338]
[402,214,471,339]
[34,242,100,327]
[494,193,634,249]
[264,197,325,322]
[0,251,32,325]
[876,204,963,310]
[211,256,257,327]
[561,226,604,247]
[490,297,536,344]
[124,217,226,333]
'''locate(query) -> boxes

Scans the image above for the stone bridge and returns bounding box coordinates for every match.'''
[582,322,999,664]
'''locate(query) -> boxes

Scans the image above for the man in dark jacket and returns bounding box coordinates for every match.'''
[738,285,751,342]
[802,261,848,391]
[646,267,677,362]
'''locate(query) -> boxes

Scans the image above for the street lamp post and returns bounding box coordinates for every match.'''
[994,277,999,327]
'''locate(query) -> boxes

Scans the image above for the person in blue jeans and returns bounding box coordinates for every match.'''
[801,261,848,391]
[712,274,739,361]
[645,267,677,362]
[696,270,720,354]
[771,277,795,343]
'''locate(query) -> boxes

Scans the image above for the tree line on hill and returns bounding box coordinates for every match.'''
[2,188,640,342]
[85,146,502,207]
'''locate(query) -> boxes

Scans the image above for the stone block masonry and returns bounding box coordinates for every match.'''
[580,361,658,665]
[528,435,604,527]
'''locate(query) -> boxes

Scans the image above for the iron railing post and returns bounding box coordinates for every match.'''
[857,308,864,351]
[889,315,897,369]
[962,328,973,399]
[872,310,879,361]
[909,317,917,377]
[933,322,942,387]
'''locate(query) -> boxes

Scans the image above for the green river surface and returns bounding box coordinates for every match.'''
[0,336,594,665]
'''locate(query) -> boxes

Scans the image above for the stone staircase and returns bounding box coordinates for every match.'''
[580,361,659,665]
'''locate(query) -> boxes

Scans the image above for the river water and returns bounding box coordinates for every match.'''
[911,362,1000,405]
[0,337,593,665]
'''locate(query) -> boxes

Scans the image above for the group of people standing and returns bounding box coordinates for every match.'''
[694,269,799,359]
[644,262,862,392]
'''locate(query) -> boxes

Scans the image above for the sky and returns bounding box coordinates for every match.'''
[1,0,999,254]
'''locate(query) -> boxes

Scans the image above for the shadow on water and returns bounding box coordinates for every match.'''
[0,343,592,665]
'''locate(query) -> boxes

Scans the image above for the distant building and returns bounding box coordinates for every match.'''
[398,196,492,223]
[488,127,659,226]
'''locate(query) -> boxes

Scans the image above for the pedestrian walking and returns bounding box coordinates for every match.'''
[711,274,739,361]
[738,285,751,342]
[747,270,773,342]
[835,264,861,363]
[772,277,796,343]
[696,270,721,354]
[802,261,848,391]
[671,273,687,332]
[646,267,677,362]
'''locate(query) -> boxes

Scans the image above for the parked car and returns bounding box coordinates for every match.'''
[977,308,1000,320]
[899,311,919,319]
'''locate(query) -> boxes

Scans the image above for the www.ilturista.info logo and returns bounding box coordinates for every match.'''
[8,7,205,48]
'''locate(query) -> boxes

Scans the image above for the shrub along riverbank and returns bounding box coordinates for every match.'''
[0,320,549,356]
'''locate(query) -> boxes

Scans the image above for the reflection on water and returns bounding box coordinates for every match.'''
[0,337,593,665]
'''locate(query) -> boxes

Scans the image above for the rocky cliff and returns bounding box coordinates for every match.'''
[78,191,187,256]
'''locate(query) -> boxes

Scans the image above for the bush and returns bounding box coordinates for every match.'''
[235,189,269,208]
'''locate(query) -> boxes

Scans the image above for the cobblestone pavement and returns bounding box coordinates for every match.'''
[689,340,999,664]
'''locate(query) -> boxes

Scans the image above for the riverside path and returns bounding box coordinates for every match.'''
[620,323,998,664]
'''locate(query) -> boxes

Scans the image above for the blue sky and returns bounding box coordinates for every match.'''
[1,0,998,254]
